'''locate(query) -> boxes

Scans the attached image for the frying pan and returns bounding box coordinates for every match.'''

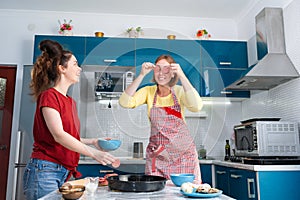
[106,174,167,192]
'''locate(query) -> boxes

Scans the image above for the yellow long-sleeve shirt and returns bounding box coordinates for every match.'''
[119,85,203,118]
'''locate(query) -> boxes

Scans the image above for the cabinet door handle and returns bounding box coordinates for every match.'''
[230,174,242,179]
[220,91,232,94]
[103,59,117,63]
[216,170,226,175]
[219,62,232,66]
[247,178,256,199]
[99,170,114,173]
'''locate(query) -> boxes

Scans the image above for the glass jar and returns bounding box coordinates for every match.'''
[198,145,207,160]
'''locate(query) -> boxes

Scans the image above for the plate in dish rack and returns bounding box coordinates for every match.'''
[180,190,223,198]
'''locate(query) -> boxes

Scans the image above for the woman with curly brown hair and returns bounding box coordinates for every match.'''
[23,40,117,199]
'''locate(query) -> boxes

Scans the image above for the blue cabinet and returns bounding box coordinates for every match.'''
[77,164,121,178]
[135,38,169,86]
[200,40,248,69]
[215,165,230,195]
[215,165,257,200]
[33,36,249,98]
[135,38,203,94]
[200,164,212,186]
[228,168,257,200]
[33,35,86,65]
[84,37,135,66]
[215,164,300,200]
[258,171,300,200]
[77,164,145,178]
[202,68,250,97]
[169,40,202,96]
[200,40,250,98]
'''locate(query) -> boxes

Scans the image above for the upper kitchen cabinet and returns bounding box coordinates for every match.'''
[135,38,203,94]
[200,40,250,98]
[135,38,169,86]
[200,40,248,69]
[168,39,203,96]
[84,37,135,67]
[33,35,86,65]
[202,68,250,98]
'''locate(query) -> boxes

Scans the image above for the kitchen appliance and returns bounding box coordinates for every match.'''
[82,65,134,100]
[133,142,144,159]
[226,7,299,91]
[12,65,35,200]
[233,120,300,157]
[106,174,167,192]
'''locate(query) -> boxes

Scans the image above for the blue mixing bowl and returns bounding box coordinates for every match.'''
[170,173,195,187]
[97,139,121,151]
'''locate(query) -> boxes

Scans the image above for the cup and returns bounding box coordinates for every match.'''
[133,142,143,159]
[85,177,99,196]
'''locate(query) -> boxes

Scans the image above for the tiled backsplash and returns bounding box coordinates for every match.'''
[76,72,243,160]
[77,72,300,160]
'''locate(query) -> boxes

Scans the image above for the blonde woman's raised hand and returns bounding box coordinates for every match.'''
[141,62,155,76]
[170,63,185,78]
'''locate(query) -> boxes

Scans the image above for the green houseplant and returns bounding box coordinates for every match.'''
[126,26,143,38]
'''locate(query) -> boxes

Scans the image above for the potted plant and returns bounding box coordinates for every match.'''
[126,27,143,38]
[196,29,211,39]
[58,19,73,36]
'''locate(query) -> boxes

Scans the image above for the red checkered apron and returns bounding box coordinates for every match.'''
[145,88,201,183]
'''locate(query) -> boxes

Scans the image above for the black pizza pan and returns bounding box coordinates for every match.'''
[106,174,167,192]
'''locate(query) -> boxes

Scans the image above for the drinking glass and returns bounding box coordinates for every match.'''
[85,177,99,196]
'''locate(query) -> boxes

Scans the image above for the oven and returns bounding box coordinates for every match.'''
[234,121,300,157]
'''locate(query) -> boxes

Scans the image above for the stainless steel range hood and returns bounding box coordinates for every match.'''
[226,7,299,90]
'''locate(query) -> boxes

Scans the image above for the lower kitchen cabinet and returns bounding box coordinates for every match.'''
[229,168,257,200]
[77,164,145,178]
[215,165,257,200]
[200,164,212,186]
[215,164,300,200]
[257,171,300,200]
[215,165,230,195]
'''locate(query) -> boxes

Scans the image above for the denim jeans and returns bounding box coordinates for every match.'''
[23,158,69,200]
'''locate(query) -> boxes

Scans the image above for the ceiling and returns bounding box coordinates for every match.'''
[1,0,257,20]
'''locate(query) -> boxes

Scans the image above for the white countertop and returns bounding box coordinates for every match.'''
[213,160,300,171]
[80,158,300,171]
[38,181,235,200]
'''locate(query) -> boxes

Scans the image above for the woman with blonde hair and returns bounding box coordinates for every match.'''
[119,54,203,183]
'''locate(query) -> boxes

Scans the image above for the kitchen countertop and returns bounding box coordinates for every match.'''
[213,160,300,171]
[38,181,235,200]
[80,158,300,171]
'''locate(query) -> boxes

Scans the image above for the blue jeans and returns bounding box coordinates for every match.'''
[23,158,69,200]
